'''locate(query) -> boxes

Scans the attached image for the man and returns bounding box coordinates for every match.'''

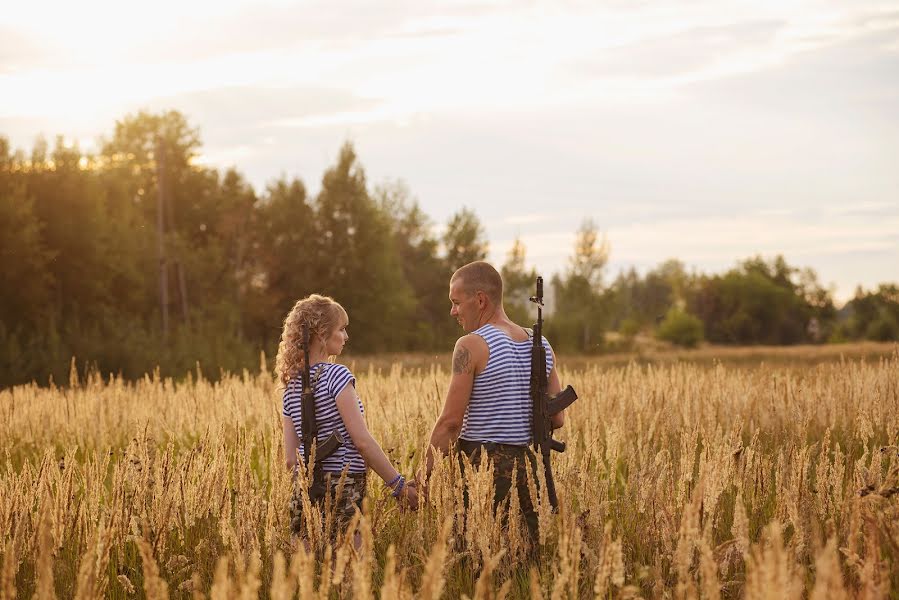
[422,260,566,544]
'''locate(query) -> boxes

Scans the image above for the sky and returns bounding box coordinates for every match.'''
[2,0,898,302]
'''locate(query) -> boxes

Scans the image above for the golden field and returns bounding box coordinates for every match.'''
[1,345,898,599]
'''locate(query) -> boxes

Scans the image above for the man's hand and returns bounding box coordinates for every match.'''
[414,456,436,504]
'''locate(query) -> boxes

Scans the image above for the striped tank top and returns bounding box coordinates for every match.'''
[281,363,367,473]
[459,324,555,446]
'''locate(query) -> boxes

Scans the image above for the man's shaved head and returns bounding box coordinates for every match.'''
[451,261,503,305]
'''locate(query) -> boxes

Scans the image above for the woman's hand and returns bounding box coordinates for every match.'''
[399,479,419,510]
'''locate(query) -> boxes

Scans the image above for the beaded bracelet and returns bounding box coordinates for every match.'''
[386,473,402,488]
[391,475,406,498]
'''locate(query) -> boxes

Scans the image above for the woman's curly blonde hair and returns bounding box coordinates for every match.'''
[275,294,348,385]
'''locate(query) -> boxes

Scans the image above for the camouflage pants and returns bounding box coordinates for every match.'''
[456,439,540,544]
[289,471,367,538]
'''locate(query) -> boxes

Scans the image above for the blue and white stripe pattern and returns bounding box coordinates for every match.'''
[459,324,555,446]
[282,363,366,474]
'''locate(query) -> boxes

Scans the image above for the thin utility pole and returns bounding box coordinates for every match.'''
[177,261,190,328]
[156,137,169,340]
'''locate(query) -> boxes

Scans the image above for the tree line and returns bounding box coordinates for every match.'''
[1,111,896,386]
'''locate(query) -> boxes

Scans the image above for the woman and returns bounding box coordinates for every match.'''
[277,294,417,539]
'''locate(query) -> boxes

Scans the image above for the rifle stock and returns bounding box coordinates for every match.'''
[316,431,345,459]
[546,385,578,416]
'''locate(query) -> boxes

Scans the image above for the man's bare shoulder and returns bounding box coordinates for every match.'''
[452,334,487,375]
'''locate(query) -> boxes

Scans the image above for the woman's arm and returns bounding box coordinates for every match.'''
[334,383,416,506]
[283,416,301,470]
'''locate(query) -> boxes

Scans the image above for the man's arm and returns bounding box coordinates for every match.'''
[424,335,482,476]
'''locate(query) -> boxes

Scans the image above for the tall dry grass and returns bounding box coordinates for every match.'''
[1,350,898,598]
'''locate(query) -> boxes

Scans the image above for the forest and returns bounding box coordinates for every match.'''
[2,110,897,386]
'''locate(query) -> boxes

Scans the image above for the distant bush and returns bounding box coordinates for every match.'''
[656,308,704,348]
[619,318,641,338]
[866,313,899,342]
[827,329,849,344]
[838,284,899,342]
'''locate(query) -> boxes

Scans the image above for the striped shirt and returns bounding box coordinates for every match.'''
[459,324,555,446]
[282,363,366,474]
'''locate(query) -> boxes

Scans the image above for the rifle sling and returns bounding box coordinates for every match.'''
[302,364,325,456]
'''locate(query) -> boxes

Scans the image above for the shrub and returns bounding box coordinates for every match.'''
[656,307,704,348]
[866,313,899,341]
[619,318,641,338]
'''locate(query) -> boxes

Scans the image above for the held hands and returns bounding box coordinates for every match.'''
[386,474,419,511]
[401,479,419,510]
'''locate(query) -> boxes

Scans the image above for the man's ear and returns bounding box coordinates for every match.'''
[476,290,488,308]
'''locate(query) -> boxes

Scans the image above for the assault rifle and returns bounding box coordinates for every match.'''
[300,322,344,476]
[530,276,578,510]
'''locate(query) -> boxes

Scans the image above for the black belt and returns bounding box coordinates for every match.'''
[456,439,530,454]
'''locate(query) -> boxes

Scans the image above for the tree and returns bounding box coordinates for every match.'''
[547,219,609,353]
[249,177,317,340]
[375,180,455,350]
[568,218,609,289]
[605,259,688,332]
[501,237,537,326]
[100,111,206,335]
[0,182,54,327]
[838,284,899,342]
[314,143,413,351]
[687,255,833,345]
[38,138,121,325]
[443,207,488,272]
[198,168,259,328]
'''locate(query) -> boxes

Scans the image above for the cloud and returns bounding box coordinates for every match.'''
[607,212,899,261]
[142,85,379,145]
[3,0,897,303]
[152,86,374,120]
[503,213,558,226]
[824,201,899,217]
[6,0,897,130]
[488,208,899,301]
[686,18,899,113]
[572,20,786,79]
[0,26,55,73]
[194,144,258,166]
[1,0,500,71]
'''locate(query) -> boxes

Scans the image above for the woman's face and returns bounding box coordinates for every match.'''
[322,318,349,356]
